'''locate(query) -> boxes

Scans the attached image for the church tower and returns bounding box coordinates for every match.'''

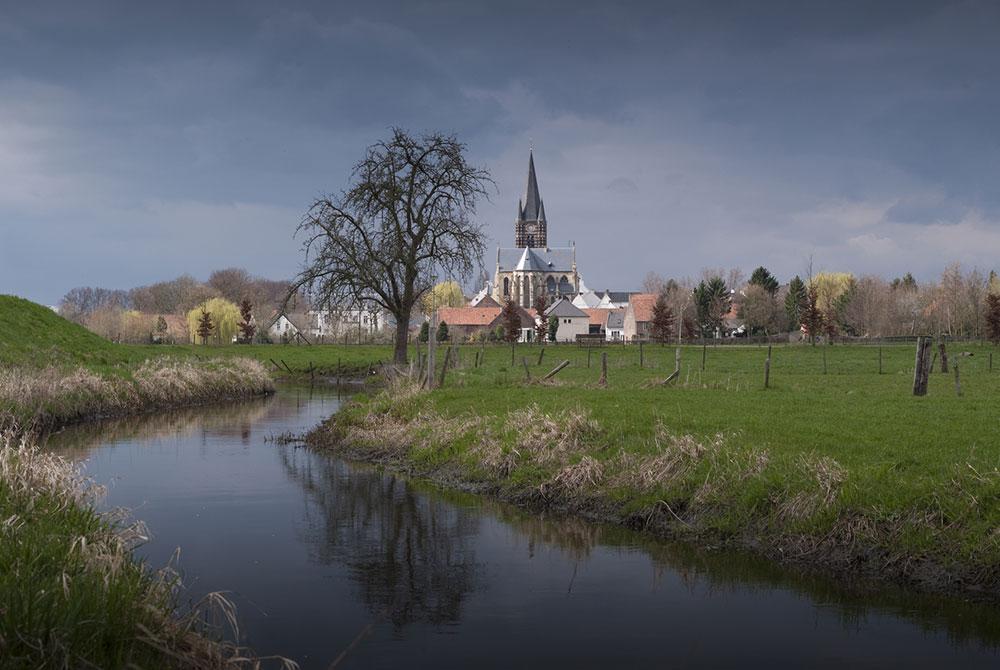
[514,150,547,248]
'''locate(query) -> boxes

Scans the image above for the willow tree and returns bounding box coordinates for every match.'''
[292,129,491,364]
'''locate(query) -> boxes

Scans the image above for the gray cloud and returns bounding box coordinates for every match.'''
[1,0,999,304]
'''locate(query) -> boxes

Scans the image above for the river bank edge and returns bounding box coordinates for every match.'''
[306,384,1000,607]
[0,359,286,668]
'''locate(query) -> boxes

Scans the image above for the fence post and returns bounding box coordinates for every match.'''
[764,344,772,389]
[913,336,932,396]
[938,341,949,373]
[599,352,608,387]
[701,340,707,371]
[522,357,531,381]
[954,362,962,397]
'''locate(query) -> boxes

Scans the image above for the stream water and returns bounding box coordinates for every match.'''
[47,384,1000,668]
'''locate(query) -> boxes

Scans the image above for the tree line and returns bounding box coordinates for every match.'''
[641,262,1000,343]
[59,268,297,343]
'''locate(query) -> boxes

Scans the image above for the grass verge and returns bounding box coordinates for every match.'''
[0,429,294,669]
[310,347,1000,601]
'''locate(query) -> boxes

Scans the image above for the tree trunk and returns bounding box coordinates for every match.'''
[393,312,409,365]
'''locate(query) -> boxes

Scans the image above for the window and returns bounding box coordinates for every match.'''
[503,277,510,296]
[558,276,572,295]
[546,276,556,294]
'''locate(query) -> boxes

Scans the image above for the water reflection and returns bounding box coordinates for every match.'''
[279,449,481,628]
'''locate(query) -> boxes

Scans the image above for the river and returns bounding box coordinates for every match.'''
[46,383,1000,668]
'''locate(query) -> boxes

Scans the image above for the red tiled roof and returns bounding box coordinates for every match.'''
[628,293,658,323]
[583,308,612,327]
[437,306,501,327]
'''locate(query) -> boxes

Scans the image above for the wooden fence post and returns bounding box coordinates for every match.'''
[523,357,531,381]
[764,345,772,389]
[438,346,452,388]
[639,341,644,368]
[599,352,608,387]
[822,348,827,375]
[588,346,592,368]
[954,362,962,397]
[938,341,949,373]
[913,336,932,396]
[701,340,707,371]
[537,347,545,366]
[543,360,571,380]
[511,341,515,366]
[878,346,883,375]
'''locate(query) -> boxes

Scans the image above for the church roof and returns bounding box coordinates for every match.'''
[519,151,544,222]
[498,247,574,273]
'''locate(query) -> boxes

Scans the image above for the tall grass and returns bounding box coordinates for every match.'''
[0,358,273,435]
[0,429,295,669]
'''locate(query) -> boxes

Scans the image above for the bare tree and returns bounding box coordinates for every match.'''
[291,129,492,364]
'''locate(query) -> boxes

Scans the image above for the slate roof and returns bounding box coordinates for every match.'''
[544,297,588,319]
[497,247,574,273]
[599,290,639,305]
[607,310,625,330]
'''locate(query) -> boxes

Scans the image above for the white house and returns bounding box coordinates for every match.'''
[544,298,590,342]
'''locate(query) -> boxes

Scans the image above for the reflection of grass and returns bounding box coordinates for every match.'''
[0,429,286,668]
[314,339,1000,600]
[46,395,275,454]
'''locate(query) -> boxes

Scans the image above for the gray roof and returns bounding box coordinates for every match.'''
[599,290,637,304]
[544,297,588,318]
[498,246,574,273]
[606,310,625,329]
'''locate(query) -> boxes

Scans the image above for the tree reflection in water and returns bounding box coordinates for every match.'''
[278,447,481,629]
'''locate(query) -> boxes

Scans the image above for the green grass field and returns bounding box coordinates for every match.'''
[318,338,1000,595]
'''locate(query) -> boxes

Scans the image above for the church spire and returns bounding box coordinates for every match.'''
[514,149,548,248]
[522,150,542,221]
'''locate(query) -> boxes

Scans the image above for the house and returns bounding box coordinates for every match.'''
[544,297,589,342]
[436,304,537,342]
[469,293,500,309]
[573,290,604,310]
[436,306,502,341]
[606,309,625,341]
[267,311,311,342]
[623,293,656,341]
[597,290,638,309]
[583,308,612,335]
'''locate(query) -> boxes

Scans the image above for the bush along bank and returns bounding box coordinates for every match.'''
[308,379,1000,603]
[0,357,274,436]
[0,430,293,669]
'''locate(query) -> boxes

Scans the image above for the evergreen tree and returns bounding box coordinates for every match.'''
[501,298,522,343]
[238,299,256,342]
[650,291,675,342]
[533,294,549,343]
[694,276,730,338]
[748,266,779,296]
[986,293,1000,345]
[785,275,808,331]
[436,320,449,342]
[547,316,559,342]
[196,309,214,344]
[418,321,430,343]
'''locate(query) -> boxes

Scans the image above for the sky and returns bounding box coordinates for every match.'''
[1,0,999,305]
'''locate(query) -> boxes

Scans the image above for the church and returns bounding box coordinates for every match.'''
[491,151,581,308]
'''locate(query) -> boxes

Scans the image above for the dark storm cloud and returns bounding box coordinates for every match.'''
[1,0,998,304]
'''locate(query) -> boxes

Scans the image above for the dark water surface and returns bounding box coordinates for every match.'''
[48,385,1000,668]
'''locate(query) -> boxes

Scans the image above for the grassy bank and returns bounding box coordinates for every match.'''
[0,296,275,434]
[0,430,277,668]
[310,340,1000,599]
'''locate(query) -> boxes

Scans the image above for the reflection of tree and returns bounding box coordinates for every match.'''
[45,396,275,457]
[278,448,481,628]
